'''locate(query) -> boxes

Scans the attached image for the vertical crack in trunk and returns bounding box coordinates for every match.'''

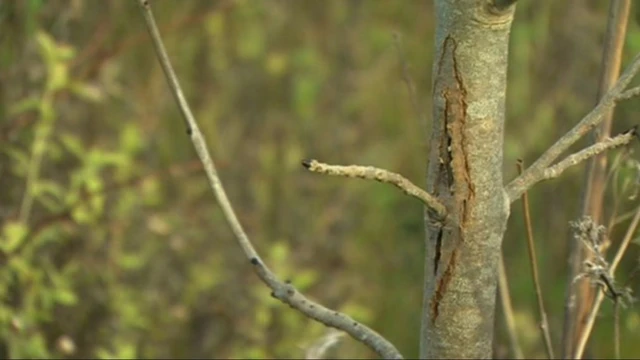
[429,35,475,324]
[422,2,514,357]
[433,229,443,275]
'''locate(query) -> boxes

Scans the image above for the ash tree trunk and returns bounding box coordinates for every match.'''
[421,1,516,358]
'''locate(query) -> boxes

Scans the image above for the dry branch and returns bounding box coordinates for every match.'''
[573,206,640,358]
[135,1,403,358]
[541,130,636,182]
[302,159,447,219]
[617,85,640,101]
[516,161,554,359]
[506,52,640,202]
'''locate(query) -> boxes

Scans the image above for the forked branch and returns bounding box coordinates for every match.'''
[302,159,447,219]
[136,1,403,358]
[506,52,640,202]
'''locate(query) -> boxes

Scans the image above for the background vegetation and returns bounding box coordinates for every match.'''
[1,0,639,358]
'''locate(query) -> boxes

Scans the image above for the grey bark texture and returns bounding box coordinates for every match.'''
[421,1,516,358]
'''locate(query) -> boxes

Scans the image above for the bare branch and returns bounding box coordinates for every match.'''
[302,159,447,219]
[516,161,554,359]
[136,1,403,358]
[617,85,640,101]
[541,130,636,183]
[574,206,640,358]
[505,52,640,202]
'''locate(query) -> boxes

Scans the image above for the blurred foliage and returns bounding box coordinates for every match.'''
[0,0,639,358]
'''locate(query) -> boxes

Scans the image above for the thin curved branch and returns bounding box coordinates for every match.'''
[540,130,636,183]
[302,159,447,219]
[617,85,640,101]
[516,161,554,359]
[135,1,403,358]
[505,52,640,203]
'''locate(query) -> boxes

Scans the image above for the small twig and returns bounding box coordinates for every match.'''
[616,85,640,101]
[302,159,447,219]
[541,130,636,182]
[516,160,554,359]
[135,1,402,358]
[573,205,640,358]
[505,51,640,203]
[497,255,524,359]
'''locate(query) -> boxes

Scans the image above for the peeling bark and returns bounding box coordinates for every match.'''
[421,1,515,358]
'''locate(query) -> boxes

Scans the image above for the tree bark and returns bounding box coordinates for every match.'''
[421,1,516,358]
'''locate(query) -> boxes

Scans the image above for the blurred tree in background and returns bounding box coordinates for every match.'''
[0,0,639,358]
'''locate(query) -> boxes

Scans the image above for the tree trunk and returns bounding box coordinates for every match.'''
[421,1,516,358]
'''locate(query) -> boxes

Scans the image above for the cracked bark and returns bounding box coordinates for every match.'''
[421,1,515,358]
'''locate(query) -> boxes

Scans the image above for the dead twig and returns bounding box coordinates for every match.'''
[573,207,640,358]
[517,160,554,359]
[136,1,402,358]
[541,130,636,182]
[505,51,640,203]
[302,159,447,219]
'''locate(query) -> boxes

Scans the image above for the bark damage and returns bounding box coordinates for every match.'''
[430,35,476,323]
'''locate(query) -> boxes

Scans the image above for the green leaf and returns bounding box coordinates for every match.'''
[3,147,30,176]
[48,62,70,92]
[8,96,41,116]
[294,269,318,291]
[236,23,265,60]
[119,123,144,155]
[53,288,77,306]
[32,179,65,201]
[118,253,145,271]
[1,221,29,254]
[59,133,85,159]
[71,203,92,224]
[270,241,290,264]
[69,81,104,103]
[8,257,32,281]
